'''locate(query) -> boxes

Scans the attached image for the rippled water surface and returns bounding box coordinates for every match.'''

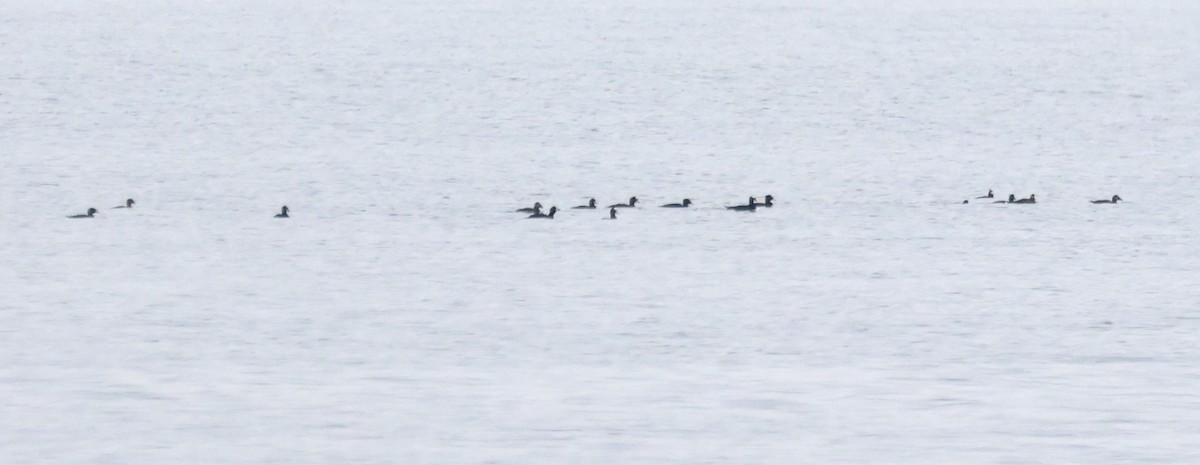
[2,1,1199,463]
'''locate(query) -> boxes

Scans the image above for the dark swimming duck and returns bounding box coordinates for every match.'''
[994,194,1016,204]
[605,207,618,220]
[608,197,638,208]
[516,202,543,214]
[753,195,774,207]
[660,199,692,208]
[68,208,98,219]
[726,196,757,212]
[528,206,558,219]
[1091,195,1122,204]
[1013,194,1036,204]
[977,190,994,199]
[112,199,135,209]
[572,198,597,209]
[275,206,290,218]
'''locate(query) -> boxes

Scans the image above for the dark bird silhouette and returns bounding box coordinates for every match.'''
[727,197,757,212]
[660,199,692,208]
[516,202,543,214]
[68,208,97,219]
[608,197,638,208]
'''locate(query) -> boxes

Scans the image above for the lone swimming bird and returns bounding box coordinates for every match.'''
[660,199,692,208]
[994,194,1016,204]
[1013,194,1037,204]
[528,206,558,219]
[1091,195,1122,204]
[516,202,543,214]
[275,206,290,218]
[605,207,618,220]
[754,195,774,207]
[68,208,98,219]
[727,197,757,212]
[608,197,638,208]
[977,190,994,199]
[112,199,135,209]
[572,198,597,209]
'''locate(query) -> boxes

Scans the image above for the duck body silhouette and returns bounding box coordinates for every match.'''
[275,206,290,218]
[604,207,618,220]
[977,190,994,199]
[727,197,757,212]
[660,199,692,208]
[516,202,543,213]
[112,199,135,209]
[528,206,558,219]
[68,208,98,219]
[1013,194,1037,204]
[572,199,597,209]
[994,194,1016,204]
[1091,195,1122,204]
[608,197,638,208]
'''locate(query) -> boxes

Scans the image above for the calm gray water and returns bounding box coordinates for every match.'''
[2,1,1199,463]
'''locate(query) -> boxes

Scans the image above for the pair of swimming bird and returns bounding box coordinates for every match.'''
[66,199,136,218]
[726,195,774,211]
[968,190,1122,204]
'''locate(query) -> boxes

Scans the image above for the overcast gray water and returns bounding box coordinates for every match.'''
[2,1,1199,463]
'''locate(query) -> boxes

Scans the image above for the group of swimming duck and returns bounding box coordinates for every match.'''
[962,190,1123,204]
[65,191,1122,219]
[516,195,775,219]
